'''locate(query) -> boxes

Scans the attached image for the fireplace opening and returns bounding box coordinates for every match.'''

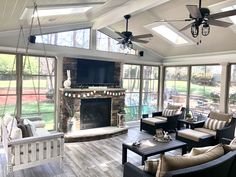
[80,98,111,130]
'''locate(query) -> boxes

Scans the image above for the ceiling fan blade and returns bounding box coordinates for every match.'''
[186,5,202,18]
[154,19,193,22]
[208,19,233,27]
[208,9,236,20]
[115,31,125,38]
[132,34,153,39]
[179,23,193,31]
[132,39,149,43]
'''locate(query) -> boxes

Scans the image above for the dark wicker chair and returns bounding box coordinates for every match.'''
[176,117,236,150]
[140,107,186,135]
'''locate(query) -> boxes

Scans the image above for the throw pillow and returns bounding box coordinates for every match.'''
[2,113,14,126]
[156,144,224,177]
[24,119,36,136]
[189,145,217,156]
[209,111,232,122]
[162,109,178,117]
[230,137,236,146]
[144,159,159,175]
[204,118,226,130]
[166,104,182,110]
[10,127,23,140]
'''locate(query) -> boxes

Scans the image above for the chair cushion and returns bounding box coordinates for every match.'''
[153,116,167,121]
[177,129,212,142]
[194,128,217,137]
[144,159,159,175]
[203,118,226,130]
[162,109,178,117]
[209,111,232,122]
[189,145,217,156]
[142,118,166,126]
[156,144,224,177]
[10,127,23,140]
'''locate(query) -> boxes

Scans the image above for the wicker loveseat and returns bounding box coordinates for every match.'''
[141,106,185,134]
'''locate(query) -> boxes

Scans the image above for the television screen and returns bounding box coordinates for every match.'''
[77,59,115,86]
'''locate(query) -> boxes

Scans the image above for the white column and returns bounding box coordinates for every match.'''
[219,62,229,113]
[159,65,164,111]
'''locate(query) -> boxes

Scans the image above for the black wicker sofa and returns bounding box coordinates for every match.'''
[123,149,236,177]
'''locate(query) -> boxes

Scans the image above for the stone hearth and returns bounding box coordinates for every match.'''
[59,88,125,133]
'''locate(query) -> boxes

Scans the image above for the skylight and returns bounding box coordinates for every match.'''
[152,25,188,45]
[32,6,92,17]
[221,5,236,24]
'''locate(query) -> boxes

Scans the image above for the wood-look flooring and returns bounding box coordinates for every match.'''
[0,126,181,177]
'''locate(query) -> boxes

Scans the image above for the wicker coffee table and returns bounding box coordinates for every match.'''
[122,139,187,165]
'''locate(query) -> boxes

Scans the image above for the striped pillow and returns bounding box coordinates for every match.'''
[143,159,159,175]
[204,118,226,130]
[162,109,178,117]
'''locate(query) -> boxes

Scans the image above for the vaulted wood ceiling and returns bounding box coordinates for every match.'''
[0,0,236,58]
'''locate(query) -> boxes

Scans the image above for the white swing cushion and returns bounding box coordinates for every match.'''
[3,113,15,126]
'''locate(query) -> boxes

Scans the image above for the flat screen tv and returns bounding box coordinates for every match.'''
[77,59,115,86]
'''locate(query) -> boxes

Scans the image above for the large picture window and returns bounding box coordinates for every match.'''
[229,64,236,114]
[123,64,140,121]
[36,28,90,49]
[0,53,56,130]
[142,66,159,114]
[189,65,221,115]
[164,67,188,108]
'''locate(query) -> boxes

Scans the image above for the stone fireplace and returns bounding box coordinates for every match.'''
[59,57,125,133]
[59,88,126,133]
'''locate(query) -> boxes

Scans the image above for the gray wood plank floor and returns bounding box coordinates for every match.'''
[0,126,181,177]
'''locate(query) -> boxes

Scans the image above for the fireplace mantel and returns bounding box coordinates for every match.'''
[59,87,125,133]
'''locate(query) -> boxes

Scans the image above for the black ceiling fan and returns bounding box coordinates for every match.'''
[116,15,153,48]
[156,0,236,38]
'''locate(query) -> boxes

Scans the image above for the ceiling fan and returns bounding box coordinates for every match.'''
[116,14,153,49]
[156,0,236,39]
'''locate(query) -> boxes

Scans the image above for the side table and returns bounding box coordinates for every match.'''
[178,119,205,129]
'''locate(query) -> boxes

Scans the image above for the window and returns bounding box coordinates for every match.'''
[0,54,17,115]
[164,67,188,108]
[189,65,221,115]
[36,29,90,49]
[123,64,140,121]
[0,53,56,130]
[142,66,159,114]
[229,64,236,114]
[22,56,56,130]
[96,31,136,54]
[145,22,193,46]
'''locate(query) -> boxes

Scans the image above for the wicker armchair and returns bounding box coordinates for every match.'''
[140,107,186,135]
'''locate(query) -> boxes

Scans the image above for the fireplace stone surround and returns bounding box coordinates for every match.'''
[59,88,125,133]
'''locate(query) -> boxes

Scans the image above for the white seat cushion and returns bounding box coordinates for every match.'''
[177,129,212,142]
[142,118,166,126]
[194,128,217,137]
[153,116,167,121]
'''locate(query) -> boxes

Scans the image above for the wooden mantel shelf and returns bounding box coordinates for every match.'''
[59,88,126,92]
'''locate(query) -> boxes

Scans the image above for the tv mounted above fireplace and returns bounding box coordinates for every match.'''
[77,59,115,86]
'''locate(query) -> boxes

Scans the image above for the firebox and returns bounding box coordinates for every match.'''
[80,98,111,130]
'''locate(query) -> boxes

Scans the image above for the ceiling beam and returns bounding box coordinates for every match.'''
[92,0,170,29]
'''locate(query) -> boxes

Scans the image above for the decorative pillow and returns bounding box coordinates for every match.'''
[156,144,224,177]
[189,145,217,156]
[10,127,23,140]
[203,118,226,130]
[230,137,236,146]
[6,118,18,133]
[144,159,159,175]
[209,111,232,122]
[166,104,182,110]
[24,119,36,136]
[162,109,178,117]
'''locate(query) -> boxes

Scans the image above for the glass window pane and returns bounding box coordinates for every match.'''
[0,96,16,116]
[189,65,221,115]
[164,67,188,108]
[36,29,90,49]
[143,80,158,92]
[229,64,236,114]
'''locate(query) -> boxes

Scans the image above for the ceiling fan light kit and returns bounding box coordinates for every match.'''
[116,14,153,51]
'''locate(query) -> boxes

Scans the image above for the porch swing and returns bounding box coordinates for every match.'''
[1,2,64,176]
